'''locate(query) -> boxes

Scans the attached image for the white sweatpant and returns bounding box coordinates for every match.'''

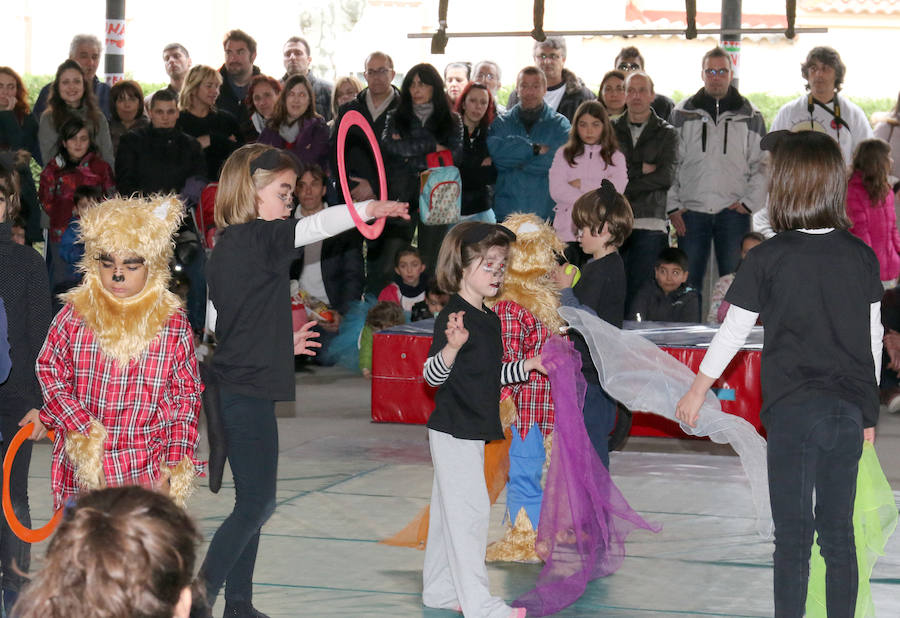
[423,429,512,618]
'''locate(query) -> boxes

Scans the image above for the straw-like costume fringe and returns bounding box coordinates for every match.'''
[485,508,540,563]
[164,457,197,508]
[64,419,108,491]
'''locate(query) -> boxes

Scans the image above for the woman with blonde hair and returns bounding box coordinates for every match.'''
[330,75,364,126]
[12,486,200,618]
[177,65,241,180]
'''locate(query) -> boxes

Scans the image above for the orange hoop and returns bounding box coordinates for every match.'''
[3,423,62,543]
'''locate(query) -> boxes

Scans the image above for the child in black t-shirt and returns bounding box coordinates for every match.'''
[629,247,700,322]
[676,131,883,617]
[421,222,544,618]
[554,180,633,466]
[201,144,408,616]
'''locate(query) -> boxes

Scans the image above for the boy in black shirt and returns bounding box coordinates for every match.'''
[555,179,633,466]
[629,247,700,322]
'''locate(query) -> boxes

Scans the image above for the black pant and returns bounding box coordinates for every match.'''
[0,403,32,592]
[765,395,862,618]
[199,388,278,608]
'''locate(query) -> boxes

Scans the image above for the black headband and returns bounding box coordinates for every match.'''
[249,149,283,175]
[595,178,618,207]
[461,223,516,246]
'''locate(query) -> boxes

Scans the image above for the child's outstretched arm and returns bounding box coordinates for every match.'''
[424,311,468,386]
[675,304,757,427]
[293,200,409,249]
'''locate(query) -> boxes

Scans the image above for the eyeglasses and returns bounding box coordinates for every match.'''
[704,68,730,77]
[617,62,641,71]
[475,72,496,81]
[364,68,392,78]
[603,85,625,94]
[537,53,561,61]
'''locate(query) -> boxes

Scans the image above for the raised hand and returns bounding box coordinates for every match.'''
[365,200,410,220]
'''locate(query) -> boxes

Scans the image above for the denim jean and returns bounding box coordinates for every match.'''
[199,389,278,608]
[678,209,750,291]
[582,382,617,469]
[183,248,207,333]
[764,395,863,618]
[620,229,669,315]
[0,404,31,593]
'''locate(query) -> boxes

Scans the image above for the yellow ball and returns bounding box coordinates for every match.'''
[564,263,581,286]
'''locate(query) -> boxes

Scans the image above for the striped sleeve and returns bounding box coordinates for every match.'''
[501,359,527,385]
[424,352,452,386]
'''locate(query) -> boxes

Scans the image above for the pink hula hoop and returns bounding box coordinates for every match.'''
[336,110,388,240]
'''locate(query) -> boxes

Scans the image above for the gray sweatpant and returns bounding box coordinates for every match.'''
[422,429,513,618]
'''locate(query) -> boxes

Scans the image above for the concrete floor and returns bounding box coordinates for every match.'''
[20,365,900,617]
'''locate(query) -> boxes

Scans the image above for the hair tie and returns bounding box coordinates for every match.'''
[595,178,618,206]
[461,223,516,246]
[249,149,282,175]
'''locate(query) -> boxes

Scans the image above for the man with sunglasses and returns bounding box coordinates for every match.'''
[613,46,674,121]
[666,46,767,295]
[505,36,594,122]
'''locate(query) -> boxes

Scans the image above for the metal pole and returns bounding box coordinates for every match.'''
[720,0,742,89]
[104,0,126,86]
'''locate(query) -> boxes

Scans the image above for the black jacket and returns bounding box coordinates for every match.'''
[507,68,596,122]
[612,111,679,221]
[177,110,241,182]
[330,87,400,203]
[629,281,700,323]
[381,109,463,204]
[116,126,206,198]
[216,65,261,126]
[458,124,497,216]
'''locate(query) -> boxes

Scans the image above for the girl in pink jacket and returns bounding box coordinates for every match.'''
[549,101,627,265]
[847,138,900,287]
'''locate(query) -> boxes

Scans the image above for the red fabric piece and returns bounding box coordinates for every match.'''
[38,152,115,240]
[495,299,555,438]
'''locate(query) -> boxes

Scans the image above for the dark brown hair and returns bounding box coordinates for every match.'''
[436,222,513,293]
[0,166,21,221]
[223,29,257,55]
[269,74,319,128]
[572,186,634,248]
[563,100,619,168]
[768,131,850,232]
[366,301,405,330]
[852,138,891,204]
[598,70,626,108]
[47,59,101,132]
[13,487,200,618]
[109,80,145,122]
[244,74,282,115]
[801,46,845,93]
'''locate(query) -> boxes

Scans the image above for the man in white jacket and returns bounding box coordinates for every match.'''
[667,47,767,293]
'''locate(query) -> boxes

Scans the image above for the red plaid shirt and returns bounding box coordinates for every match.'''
[495,300,554,438]
[37,304,203,509]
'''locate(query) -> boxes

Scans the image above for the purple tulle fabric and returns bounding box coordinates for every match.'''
[513,336,661,615]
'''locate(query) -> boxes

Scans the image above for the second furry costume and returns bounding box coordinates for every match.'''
[36,196,203,509]
[486,213,564,562]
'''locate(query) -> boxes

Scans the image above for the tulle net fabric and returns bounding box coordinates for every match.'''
[559,307,773,537]
[513,335,660,615]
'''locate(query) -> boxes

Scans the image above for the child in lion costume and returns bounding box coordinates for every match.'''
[30,195,203,509]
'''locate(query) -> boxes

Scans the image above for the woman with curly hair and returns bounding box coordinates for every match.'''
[37,59,113,166]
[0,66,42,242]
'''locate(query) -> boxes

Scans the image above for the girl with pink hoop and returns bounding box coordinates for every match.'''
[198,144,406,617]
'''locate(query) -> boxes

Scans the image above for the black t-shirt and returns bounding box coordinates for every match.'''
[571,252,626,384]
[426,294,505,441]
[207,218,299,401]
[725,230,883,426]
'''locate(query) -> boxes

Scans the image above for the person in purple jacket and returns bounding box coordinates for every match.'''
[257,74,329,173]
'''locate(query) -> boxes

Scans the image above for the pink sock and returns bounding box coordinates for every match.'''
[510,608,526,618]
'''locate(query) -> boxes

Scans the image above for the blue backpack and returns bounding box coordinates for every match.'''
[419,150,461,226]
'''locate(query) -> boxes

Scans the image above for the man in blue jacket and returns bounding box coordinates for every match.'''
[488,67,570,222]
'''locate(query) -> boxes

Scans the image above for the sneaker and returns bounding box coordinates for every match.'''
[881,388,900,413]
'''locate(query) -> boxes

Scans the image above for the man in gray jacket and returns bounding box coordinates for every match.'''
[612,71,679,312]
[667,47,767,292]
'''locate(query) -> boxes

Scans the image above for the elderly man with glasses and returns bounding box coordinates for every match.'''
[506,36,594,122]
[667,46,767,295]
